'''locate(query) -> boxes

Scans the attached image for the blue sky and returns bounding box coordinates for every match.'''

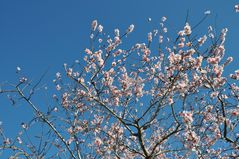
[0,0,239,157]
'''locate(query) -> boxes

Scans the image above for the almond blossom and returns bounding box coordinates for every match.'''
[1,16,239,159]
[235,4,239,12]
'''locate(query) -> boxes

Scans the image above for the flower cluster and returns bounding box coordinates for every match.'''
[2,15,239,158]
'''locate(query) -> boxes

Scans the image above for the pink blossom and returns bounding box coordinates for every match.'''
[114,29,120,37]
[207,57,220,64]
[148,32,152,42]
[180,111,193,124]
[184,23,192,35]
[168,96,174,104]
[161,16,167,22]
[91,20,98,31]
[187,48,195,55]
[95,137,103,146]
[178,30,185,36]
[163,27,167,33]
[127,24,134,33]
[85,48,92,55]
[178,42,184,48]
[56,72,61,79]
[77,77,84,83]
[16,66,21,73]
[159,35,163,43]
[114,36,121,44]
[56,84,61,91]
[17,137,22,144]
[224,56,233,65]
[98,25,103,32]
[235,4,239,12]
[67,68,73,76]
[3,138,10,145]
[198,35,207,45]
[112,62,116,67]
[98,38,103,43]
[232,110,239,116]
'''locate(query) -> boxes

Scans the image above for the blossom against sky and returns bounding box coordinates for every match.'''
[0,0,239,155]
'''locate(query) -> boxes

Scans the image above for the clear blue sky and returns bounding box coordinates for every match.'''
[0,0,239,157]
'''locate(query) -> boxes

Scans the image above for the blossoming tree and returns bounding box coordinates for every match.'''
[1,12,239,158]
